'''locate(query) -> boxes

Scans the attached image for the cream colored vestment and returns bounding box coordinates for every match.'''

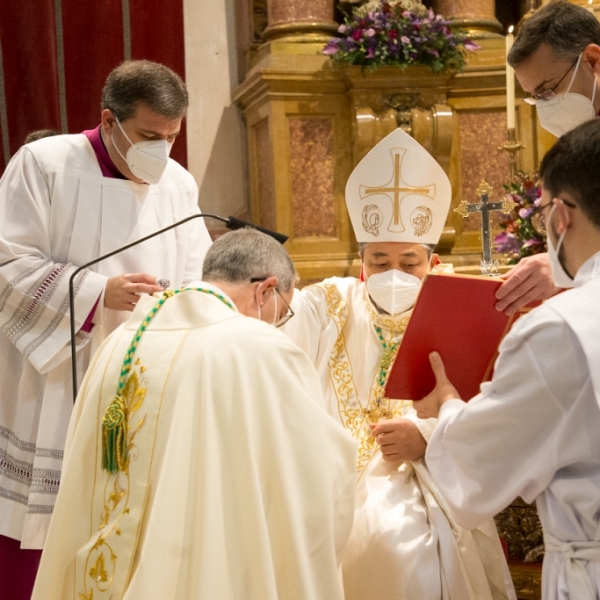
[32,286,357,600]
[284,276,516,600]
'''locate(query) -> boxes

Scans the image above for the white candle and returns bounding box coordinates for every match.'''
[506,26,516,130]
[588,0,595,15]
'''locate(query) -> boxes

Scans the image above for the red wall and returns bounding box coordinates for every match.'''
[0,0,187,173]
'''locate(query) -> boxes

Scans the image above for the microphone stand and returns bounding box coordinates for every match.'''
[68,212,288,402]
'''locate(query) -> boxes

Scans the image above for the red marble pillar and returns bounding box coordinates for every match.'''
[431,0,502,37]
[263,0,338,41]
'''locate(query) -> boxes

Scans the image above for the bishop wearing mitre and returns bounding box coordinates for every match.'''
[282,128,517,600]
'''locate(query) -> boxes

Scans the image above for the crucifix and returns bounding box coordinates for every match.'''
[454,180,517,275]
[360,148,435,233]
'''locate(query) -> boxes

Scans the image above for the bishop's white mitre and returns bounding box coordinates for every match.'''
[345,127,451,245]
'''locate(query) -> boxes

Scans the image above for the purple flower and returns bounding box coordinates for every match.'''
[523,239,543,248]
[463,39,481,51]
[343,38,357,51]
[519,207,533,219]
[494,231,521,253]
[322,40,340,55]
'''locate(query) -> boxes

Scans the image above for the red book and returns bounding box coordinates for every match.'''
[384,273,525,401]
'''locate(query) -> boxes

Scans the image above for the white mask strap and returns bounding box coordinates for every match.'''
[114,114,134,146]
[110,114,132,164]
[566,53,583,94]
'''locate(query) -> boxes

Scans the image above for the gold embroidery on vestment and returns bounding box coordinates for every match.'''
[321,283,410,481]
[80,362,147,599]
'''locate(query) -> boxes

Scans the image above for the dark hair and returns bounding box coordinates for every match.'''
[101,60,188,121]
[508,0,600,67]
[24,129,60,144]
[538,119,600,228]
[358,242,435,256]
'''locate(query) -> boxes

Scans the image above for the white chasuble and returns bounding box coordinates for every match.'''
[32,287,357,600]
[426,252,600,600]
[284,276,515,600]
[0,134,212,547]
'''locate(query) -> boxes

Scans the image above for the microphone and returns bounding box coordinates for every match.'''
[68,213,288,402]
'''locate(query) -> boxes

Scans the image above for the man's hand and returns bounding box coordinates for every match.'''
[495,253,560,315]
[104,273,163,312]
[370,418,427,462]
[414,352,461,420]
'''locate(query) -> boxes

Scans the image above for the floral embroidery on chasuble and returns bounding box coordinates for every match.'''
[319,283,412,480]
[75,340,185,600]
[75,287,235,599]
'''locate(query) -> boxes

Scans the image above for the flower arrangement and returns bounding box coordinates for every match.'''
[322,0,480,73]
[493,172,546,265]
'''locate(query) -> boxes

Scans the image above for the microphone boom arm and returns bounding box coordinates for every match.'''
[68,213,232,403]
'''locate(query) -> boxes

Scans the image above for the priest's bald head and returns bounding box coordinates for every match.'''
[202,228,297,327]
[99,60,189,184]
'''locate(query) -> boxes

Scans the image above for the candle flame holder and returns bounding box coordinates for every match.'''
[498,128,525,180]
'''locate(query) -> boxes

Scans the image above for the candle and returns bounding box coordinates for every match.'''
[506,26,516,130]
[588,0,595,15]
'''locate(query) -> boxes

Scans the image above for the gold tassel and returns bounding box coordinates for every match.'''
[102,395,128,473]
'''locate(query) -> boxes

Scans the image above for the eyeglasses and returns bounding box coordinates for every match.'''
[530,198,576,235]
[250,278,295,327]
[523,57,579,105]
[273,287,295,327]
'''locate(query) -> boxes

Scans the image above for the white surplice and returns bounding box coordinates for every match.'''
[31,286,357,600]
[0,134,212,548]
[283,276,515,600]
[426,252,600,600]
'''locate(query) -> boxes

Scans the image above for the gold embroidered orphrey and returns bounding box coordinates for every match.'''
[359,147,436,234]
[320,283,410,481]
[79,360,148,600]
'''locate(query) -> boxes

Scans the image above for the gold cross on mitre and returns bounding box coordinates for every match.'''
[454,180,517,274]
[360,148,436,233]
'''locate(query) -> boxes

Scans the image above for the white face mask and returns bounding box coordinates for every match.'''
[537,54,597,138]
[546,204,574,288]
[112,115,172,184]
[366,269,422,315]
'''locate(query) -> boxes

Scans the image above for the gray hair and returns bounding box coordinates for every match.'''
[101,60,188,121]
[202,228,297,293]
[508,0,600,67]
[358,242,435,256]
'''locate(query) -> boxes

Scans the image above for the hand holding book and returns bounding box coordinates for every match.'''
[384,273,536,402]
[413,352,462,419]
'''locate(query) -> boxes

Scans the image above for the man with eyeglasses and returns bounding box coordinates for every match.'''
[417,118,600,600]
[494,1,600,317]
[32,227,357,600]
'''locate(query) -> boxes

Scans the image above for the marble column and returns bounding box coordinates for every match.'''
[431,0,502,38]
[263,0,338,42]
